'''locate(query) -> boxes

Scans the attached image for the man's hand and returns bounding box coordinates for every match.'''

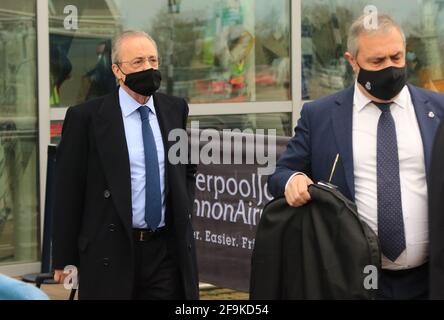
[285,174,314,207]
[53,269,68,284]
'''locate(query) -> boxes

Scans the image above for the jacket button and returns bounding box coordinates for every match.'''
[189,214,192,220]
[108,224,116,232]
[104,190,111,199]
[103,258,110,267]
[188,244,192,251]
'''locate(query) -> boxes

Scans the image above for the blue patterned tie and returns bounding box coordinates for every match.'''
[138,106,162,230]
[375,102,406,261]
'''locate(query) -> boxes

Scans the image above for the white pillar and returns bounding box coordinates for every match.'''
[241,0,256,102]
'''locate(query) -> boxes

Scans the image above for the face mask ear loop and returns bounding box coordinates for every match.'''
[355,59,362,75]
[117,63,128,76]
[116,64,127,84]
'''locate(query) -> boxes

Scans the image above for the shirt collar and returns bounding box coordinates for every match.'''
[119,87,156,118]
[392,85,410,110]
[353,81,409,112]
[353,81,372,112]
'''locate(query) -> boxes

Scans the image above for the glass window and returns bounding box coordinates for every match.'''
[0,0,40,265]
[302,0,444,100]
[189,113,292,137]
[50,114,292,144]
[49,0,291,107]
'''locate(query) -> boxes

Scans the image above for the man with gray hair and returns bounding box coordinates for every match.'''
[268,14,444,299]
[51,30,198,299]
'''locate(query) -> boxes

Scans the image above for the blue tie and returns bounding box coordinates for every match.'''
[375,102,406,261]
[138,106,162,231]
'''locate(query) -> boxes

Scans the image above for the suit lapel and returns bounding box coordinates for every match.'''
[408,84,441,182]
[153,93,172,196]
[331,86,355,200]
[93,90,133,241]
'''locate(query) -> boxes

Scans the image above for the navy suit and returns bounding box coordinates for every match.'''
[269,84,444,201]
[268,84,444,299]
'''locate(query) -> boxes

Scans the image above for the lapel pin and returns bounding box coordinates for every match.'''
[428,111,435,119]
[329,153,340,183]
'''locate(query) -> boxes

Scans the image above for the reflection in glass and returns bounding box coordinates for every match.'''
[302,0,444,100]
[49,0,291,107]
[0,1,40,265]
[189,113,292,137]
[50,121,64,145]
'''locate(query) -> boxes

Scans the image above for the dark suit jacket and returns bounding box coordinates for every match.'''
[430,118,444,299]
[268,84,444,200]
[52,89,198,300]
[250,184,380,300]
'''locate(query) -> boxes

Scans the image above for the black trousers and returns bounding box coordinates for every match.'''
[377,263,429,300]
[132,232,184,300]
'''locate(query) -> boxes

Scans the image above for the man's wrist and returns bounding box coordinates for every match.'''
[285,172,308,191]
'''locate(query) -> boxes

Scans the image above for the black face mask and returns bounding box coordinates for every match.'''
[357,64,407,101]
[122,68,161,96]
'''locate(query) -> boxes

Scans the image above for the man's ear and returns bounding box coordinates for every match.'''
[112,64,124,83]
[344,52,359,74]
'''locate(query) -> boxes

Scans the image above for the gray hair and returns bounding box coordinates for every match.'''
[347,14,406,57]
[111,30,158,64]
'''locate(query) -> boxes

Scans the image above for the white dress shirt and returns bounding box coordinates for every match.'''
[352,82,428,270]
[119,87,166,229]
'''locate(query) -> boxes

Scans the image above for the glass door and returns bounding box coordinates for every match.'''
[0,0,40,267]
